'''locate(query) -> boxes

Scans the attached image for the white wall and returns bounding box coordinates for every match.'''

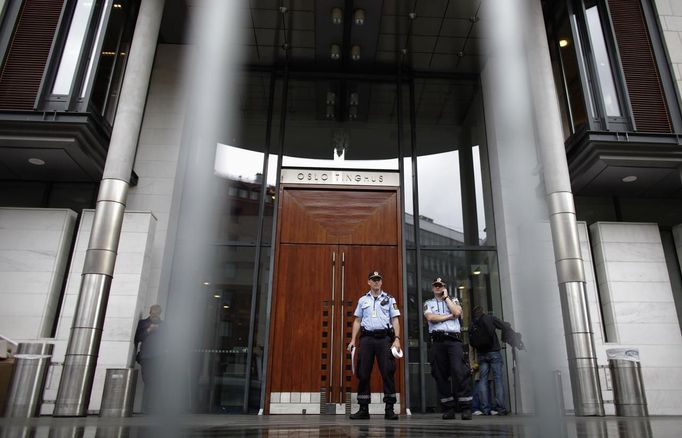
[589,222,682,415]
[0,208,76,341]
[655,0,682,103]
[127,44,188,310]
[42,210,156,414]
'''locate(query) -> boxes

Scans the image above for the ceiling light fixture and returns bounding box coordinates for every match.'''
[28,158,45,166]
[213,294,220,298]
[353,9,365,25]
[351,45,361,61]
[202,281,210,286]
[331,7,343,24]
[559,39,569,48]
[330,44,341,60]
[326,91,336,105]
[472,268,481,275]
[326,104,335,119]
[349,92,359,106]
[622,175,637,183]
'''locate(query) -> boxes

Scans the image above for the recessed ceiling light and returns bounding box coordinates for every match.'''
[28,158,45,166]
[622,175,637,183]
[559,39,569,48]
[213,294,220,298]
[203,281,210,286]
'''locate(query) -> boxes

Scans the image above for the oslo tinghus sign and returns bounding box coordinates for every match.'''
[281,168,400,187]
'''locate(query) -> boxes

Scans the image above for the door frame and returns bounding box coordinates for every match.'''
[264,183,405,414]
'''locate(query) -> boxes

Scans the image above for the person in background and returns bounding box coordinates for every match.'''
[134,304,164,413]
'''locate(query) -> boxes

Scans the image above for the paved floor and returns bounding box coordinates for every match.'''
[0,414,679,437]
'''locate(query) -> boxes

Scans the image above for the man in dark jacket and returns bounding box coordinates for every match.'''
[134,304,164,413]
[470,306,516,416]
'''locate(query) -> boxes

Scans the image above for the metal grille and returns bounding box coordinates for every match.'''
[0,0,65,110]
[608,0,672,133]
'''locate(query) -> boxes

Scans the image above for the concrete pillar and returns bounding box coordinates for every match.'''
[54,0,166,416]
[525,0,604,416]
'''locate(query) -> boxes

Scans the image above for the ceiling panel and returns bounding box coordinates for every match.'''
[440,18,471,38]
[0,147,91,181]
[415,0,449,18]
[411,17,443,36]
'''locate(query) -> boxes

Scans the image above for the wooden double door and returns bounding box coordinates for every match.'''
[267,186,403,411]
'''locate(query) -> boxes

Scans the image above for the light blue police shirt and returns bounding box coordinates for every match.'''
[423,297,460,333]
[354,291,401,331]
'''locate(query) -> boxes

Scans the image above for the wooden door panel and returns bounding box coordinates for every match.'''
[269,244,334,392]
[279,189,399,245]
[342,245,402,396]
[269,186,403,411]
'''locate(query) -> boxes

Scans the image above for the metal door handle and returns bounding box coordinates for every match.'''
[330,251,336,390]
[340,251,345,392]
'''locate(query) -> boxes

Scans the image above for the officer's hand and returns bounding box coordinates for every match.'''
[442,288,448,299]
[347,341,355,351]
[392,338,401,350]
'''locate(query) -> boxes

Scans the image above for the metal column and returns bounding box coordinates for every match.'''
[53,0,166,416]
[526,0,604,416]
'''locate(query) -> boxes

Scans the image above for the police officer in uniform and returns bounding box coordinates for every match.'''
[347,271,402,420]
[423,277,472,420]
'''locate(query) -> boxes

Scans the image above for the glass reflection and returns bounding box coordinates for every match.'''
[214,144,265,243]
[585,3,621,117]
[193,246,256,412]
[282,80,400,169]
[415,250,502,411]
[52,0,96,95]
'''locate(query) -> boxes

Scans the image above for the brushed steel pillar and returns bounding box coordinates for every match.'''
[53,0,166,416]
[527,0,604,416]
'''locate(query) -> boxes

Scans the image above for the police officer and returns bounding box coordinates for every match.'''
[423,277,472,420]
[347,271,402,420]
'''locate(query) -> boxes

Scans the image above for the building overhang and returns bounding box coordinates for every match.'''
[0,111,135,185]
[567,130,682,197]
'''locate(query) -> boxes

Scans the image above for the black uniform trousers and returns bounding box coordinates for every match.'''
[356,335,397,405]
[430,338,472,412]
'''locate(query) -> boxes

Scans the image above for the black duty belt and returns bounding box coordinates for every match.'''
[430,331,462,342]
[361,328,390,338]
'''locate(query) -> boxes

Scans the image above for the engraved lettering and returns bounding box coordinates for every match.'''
[321,173,329,181]
[297,173,304,181]
[355,175,361,182]
[379,175,383,183]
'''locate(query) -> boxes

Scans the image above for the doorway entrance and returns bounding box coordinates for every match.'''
[266,185,403,414]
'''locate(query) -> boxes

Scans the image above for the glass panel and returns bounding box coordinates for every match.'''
[550,5,591,135]
[52,0,96,95]
[80,0,111,98]
[282,79,399,169]
[404,248,422,411]
[404,157,415,247]
[249,247,272,411]
[585,4,621,117]
[418,249,502,411]
[213,73,280,244]
[214,144,264,243]
[413,78,493,247]
[194,246,256,413]
[261,154,278,244]
[88,0,138,122]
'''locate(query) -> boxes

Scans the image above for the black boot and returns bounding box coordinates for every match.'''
[384,404,398,420]
[461,407,472,420]
[442,408,456,419]
[350,405,370,420]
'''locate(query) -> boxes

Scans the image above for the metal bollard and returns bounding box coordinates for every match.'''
[3,342,53,417]
[607,348,648,416]
[99,368,138,417]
